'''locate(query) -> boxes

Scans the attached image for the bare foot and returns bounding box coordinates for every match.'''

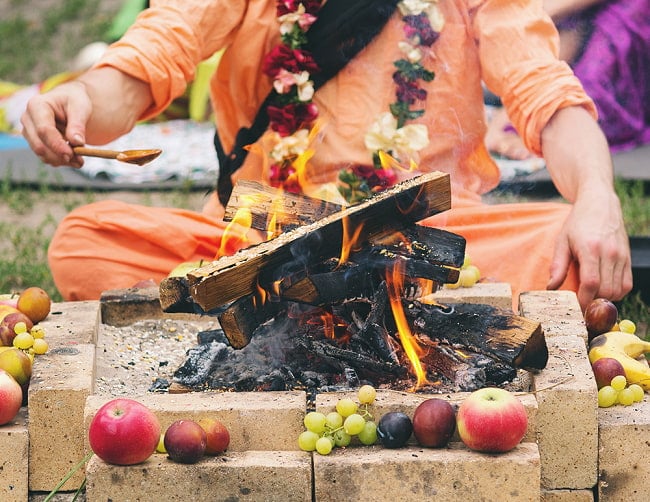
[485,107,534,160]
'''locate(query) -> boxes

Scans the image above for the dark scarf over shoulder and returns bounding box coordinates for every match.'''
[215,0,401,205]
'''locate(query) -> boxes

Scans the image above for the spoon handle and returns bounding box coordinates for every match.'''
[73,146,121,160]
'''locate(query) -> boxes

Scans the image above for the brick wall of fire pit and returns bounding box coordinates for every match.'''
[2,284,649,501]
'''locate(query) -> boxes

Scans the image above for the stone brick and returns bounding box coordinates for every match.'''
[533,335,597,490]
[597,396,650,501]
[541,489,594,501]
[40,300,100,344]
[519,291,587,340]
[316,389,538,444]
[100,287,204,327]
[314,442,540,501]
[0,408,28,502]
[429,282,514,311]
[84,391,307,453]
[84,450,312,502]
[28,343,95,491]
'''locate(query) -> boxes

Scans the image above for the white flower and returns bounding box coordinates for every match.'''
[398,0,445,32]
[278,4,317,35]
[398,41,422,63]
[273,70,314,101]
[364,112,429,156]
[270,129,310,162]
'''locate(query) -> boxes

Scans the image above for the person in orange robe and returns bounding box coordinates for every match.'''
[21,0,631,310]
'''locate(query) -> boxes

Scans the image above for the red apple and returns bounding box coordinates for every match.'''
[591,357,626,389]
[0,312,34,346]
[88,398,161,465]
[164,419,207,464]
[0,368,22,425]
[198,417,230,454]
[456,387,528,453]
[412,398,456,448]
[584,298,618,342]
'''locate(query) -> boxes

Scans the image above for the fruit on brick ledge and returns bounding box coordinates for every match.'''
[412,398,456,448]
[588,331,650,391]
[591,357,626,389]
[584,298,618,342]
[0,311,33,346]
[198,417,230,455]
[0,368,22,425]
[16,286,51,324]
[0,347,32,386]
[164,419,207,464]
[456,387,528,453]
[377,411,413,449]
[89,398,161,465]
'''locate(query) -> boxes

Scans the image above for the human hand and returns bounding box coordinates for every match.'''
[546,190,632,310]
[21,80,92,167]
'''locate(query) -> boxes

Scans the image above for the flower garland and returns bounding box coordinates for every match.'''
[263,0,444,203]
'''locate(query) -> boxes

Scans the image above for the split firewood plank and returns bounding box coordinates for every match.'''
[182,171,453,313]
[217,294,284,349]
[403,301,548,370]
[224,180,343,232]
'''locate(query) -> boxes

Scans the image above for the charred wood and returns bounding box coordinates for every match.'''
[404,301,548,369]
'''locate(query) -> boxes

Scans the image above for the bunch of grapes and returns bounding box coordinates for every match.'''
[597,375,644,408]
[298,384,378,455]
[445,254,480,289]
[13,322,49,358]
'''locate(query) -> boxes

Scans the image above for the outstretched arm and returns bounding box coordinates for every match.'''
[541,106,632,309]
[21,67,153,167]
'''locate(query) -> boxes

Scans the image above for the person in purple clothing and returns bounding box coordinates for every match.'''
[486,0,650,159]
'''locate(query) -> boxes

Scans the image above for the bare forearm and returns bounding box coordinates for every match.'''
[543,0,606,20]
[76,66,154,145]
[541,106,613,203]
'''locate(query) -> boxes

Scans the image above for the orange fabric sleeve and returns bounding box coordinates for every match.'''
[95,1,248,120]
[470,0,597,155]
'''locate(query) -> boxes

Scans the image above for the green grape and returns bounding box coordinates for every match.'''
[597,386,618,408]
[333,429,352,447]
[357,420,378,445]
[336,398,358,418]
[628,384,645,403]
[298,430,320,451]
[343,413,366,435]
[304,411,327,434]
[315,436,333,455]
[358,384,377,405]
[610,375,627,391]
[325,411,343,430]
[618,319,636,334]
[617,387,635,406]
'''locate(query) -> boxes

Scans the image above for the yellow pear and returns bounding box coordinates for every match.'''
[0,347,32,386]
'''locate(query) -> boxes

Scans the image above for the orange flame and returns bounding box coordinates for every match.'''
[338,216,365,266]
[217,205,252,258]
[385,261,430,389]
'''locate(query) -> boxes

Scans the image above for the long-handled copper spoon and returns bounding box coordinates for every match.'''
[73,146,162,166]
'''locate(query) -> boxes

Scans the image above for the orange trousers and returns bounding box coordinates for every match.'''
[48,193,578,304]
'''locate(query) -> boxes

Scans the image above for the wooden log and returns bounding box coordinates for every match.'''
[217,294,284,349]
[404,301,548,370]
[224,180,343,232]
[184,171,453,312]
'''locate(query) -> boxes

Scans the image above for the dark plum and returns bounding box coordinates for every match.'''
[584,298,618,342]
[376,412,412,449]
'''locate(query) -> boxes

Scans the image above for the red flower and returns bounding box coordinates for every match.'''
[268,102,318,136]
[262,45,320,78]
[351,165,398,191]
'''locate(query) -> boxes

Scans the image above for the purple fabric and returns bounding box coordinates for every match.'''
[565,0,650,152]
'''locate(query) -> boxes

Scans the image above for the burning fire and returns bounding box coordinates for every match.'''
[385,260,431,390]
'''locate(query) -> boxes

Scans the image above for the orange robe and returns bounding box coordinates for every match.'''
[49,0,592,301]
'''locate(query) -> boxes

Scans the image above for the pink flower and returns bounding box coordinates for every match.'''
[262,45,320,78]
